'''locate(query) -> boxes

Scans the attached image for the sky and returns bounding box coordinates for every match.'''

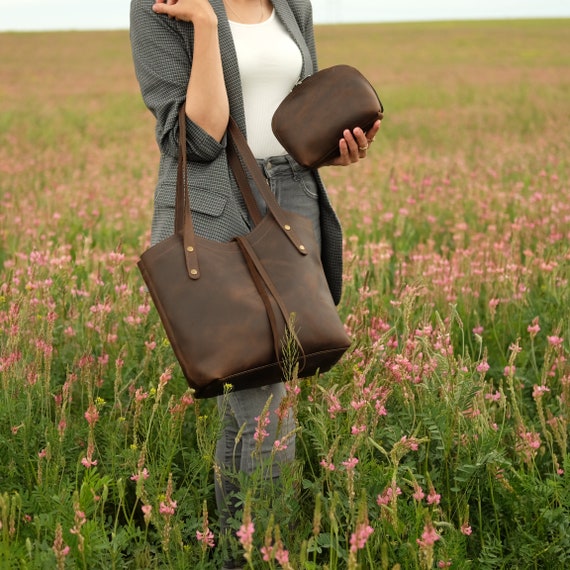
[1,0,569,32]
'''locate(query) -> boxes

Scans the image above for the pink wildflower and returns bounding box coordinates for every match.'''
[522,431,541,449]
[81,456,98,468]
[547,335,564,346]
[400,435,419,451]
[273,439,288,452]
[142,504,152,524]
[135,388,149,402]
[52,523,70,570]
[137,304,151,315]
[159,499,177,517]
[485,391,502,401]
[532,385,550,398]
[351,424,367,435]
[84,403,99,426]
[254,410,271,443]
[81,435,97,468]
[236,522,255,551]
[342,457,359,470]
[417,522,440,548]
[489,298,500,314]
[70,506,87,554]
[181,393,194,406]
[377,486,401,506]
[261,545,272,562]
[375,401,388,415]
[350,399,367,411]
[196,529,215,548]
[427,488,441,505]
[350,523,374,553]
[527,318,540,337]
[516,430,541,463]
[476,361,490,374]
[461,522,473,536]
[159,367,173,386]
[130,468,150,482]
[275,543,290,566]
[504,365,516,377]
[412,482,425,501]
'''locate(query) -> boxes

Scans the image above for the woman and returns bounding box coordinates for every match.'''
[130,0,380,567]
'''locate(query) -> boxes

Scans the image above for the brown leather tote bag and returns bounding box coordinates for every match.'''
[137,107,351,398]
[272,65,383,169]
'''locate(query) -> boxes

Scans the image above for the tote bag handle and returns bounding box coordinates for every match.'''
[174,107,308,280]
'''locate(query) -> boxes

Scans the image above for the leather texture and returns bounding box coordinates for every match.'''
[272,65,384,168]
[138,108,351,399]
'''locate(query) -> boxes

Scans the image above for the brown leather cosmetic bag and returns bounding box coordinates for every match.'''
[272,65,384,169]
[137,107,351,398]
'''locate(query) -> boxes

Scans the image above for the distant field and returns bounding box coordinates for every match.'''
[1,20,568,252]
[0,19,569,570]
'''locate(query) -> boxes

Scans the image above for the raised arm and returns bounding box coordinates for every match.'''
[151,0,229,141]
[130,0,229,161]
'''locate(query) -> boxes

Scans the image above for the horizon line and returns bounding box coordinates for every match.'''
[1,14,568,33]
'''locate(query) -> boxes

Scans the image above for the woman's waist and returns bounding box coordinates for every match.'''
[255,153,310,180]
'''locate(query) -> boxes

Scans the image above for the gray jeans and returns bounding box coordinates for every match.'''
[215,155,321,539]
[252,154,322,248]
[215,383,295,521]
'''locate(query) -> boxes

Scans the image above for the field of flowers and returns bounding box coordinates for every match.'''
[0,19,569,569]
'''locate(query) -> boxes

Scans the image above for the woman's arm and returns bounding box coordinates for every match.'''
[130,0,228,161]
[152,0,229,141]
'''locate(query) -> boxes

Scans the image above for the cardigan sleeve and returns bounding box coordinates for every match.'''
[301,1,319,72]
[285,0,319,73]
[130,0,226,162]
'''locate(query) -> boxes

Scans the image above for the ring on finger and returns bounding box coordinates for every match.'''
[359,145,369,151]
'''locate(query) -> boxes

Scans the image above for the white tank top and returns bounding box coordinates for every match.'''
[229,10,303,159]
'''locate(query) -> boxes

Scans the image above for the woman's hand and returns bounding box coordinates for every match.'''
[152,0,217,25]
[326,119,381,167]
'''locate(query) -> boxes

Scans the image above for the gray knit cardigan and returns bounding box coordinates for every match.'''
[130,0,344,304]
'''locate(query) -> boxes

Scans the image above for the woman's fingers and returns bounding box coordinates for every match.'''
[328,119,382,167]
[365,119,382,144]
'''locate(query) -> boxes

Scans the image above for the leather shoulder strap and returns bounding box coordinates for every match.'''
[174,108,309,281]
[227,118,308,256]
[176,106,200,279]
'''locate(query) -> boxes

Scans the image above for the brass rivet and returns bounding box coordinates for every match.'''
[190,269,198,276]
[186,246,194,252]
[284,224,291,231]
[299,245,306,251]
